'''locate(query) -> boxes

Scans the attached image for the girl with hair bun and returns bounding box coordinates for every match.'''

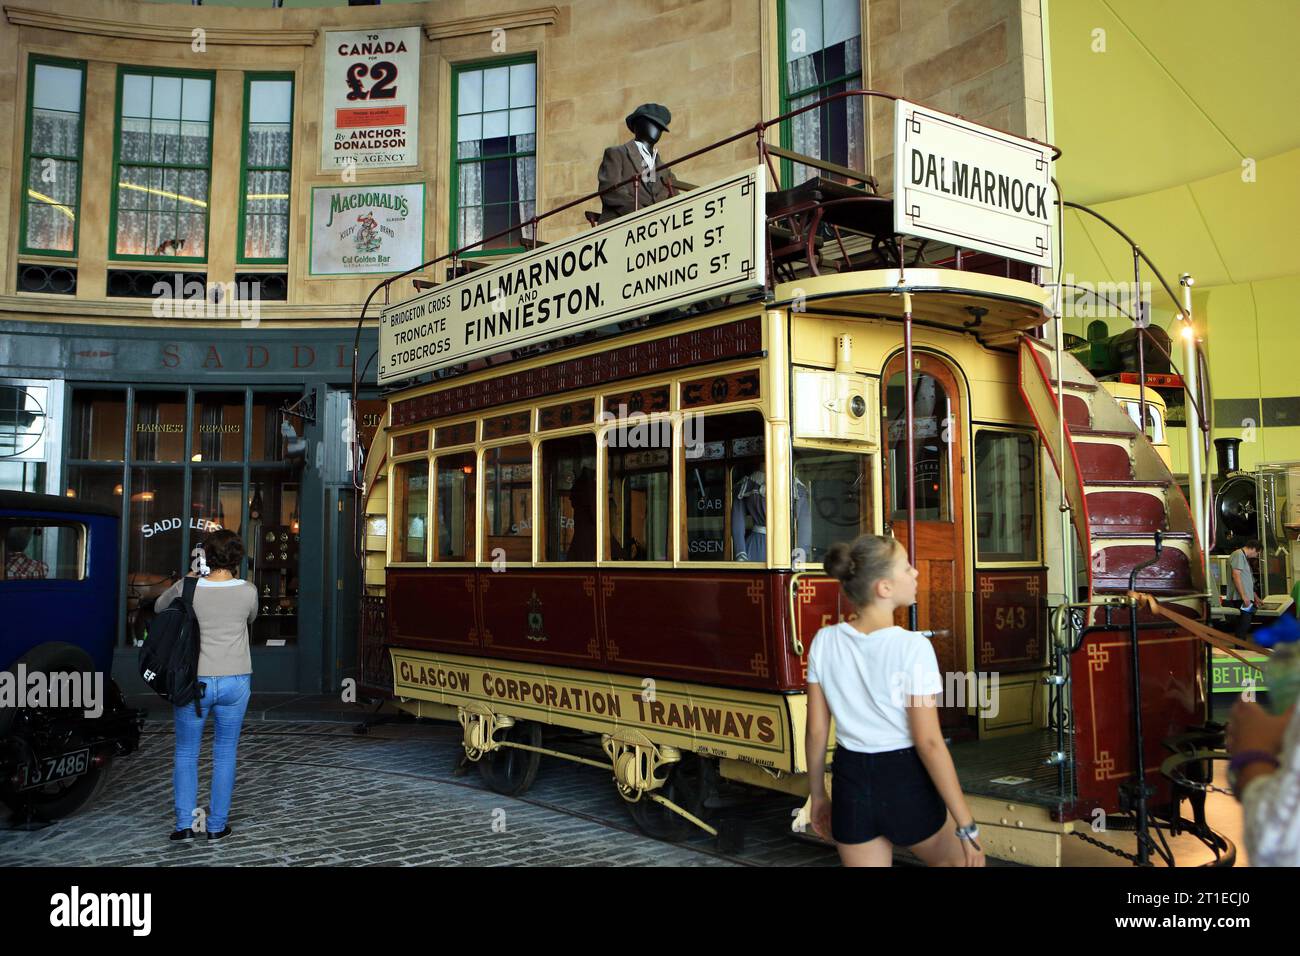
[805,533,984,867]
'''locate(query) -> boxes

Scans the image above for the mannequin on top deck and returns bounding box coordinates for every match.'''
[597,103,693,224]
[732,462,813,564]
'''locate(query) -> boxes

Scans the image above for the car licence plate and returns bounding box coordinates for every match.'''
[19,748,91,790]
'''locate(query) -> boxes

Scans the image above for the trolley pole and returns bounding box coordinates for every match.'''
[902,286,918,631]
[1180,274,1208,575]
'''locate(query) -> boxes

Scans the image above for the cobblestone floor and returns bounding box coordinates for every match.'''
[0,718,839,868]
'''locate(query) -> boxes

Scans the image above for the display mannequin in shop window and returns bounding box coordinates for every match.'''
[597,103,695,224]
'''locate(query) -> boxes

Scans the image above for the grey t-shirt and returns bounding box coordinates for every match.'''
[155,577,257,677]
[1227,549,1255,605]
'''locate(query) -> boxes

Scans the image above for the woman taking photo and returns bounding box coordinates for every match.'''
[154,529,257,842]
[806,533,984,867]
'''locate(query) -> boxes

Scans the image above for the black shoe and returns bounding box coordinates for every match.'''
[207,826,232,841]
[169,828,194,842]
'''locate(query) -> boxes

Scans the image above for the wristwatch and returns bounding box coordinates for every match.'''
[1228,750,1280,799]
[955,822,980,842]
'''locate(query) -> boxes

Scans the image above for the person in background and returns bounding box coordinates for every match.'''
[4,526,48,579]
[155,529,257,842]
[805,533,984,867]
[1226,538,1262,639]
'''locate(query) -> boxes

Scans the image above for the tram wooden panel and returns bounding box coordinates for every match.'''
[387,569,480,650]
[787,574,842,685]
[974,570,1046,673]
[1071,625,1201,814]
[599,572,777,689]
[478,571,602,665]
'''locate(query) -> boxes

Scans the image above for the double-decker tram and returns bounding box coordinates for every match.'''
[352,92,1235,865]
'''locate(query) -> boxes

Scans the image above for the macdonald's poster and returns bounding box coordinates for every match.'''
[309,183,425,276]
[320,26,421,170]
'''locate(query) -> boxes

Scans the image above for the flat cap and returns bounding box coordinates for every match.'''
[625,103,671,133]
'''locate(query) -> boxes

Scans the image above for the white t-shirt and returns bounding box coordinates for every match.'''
[806,623,943,753]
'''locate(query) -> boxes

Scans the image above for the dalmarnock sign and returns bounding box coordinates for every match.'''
[378,166,766,384]
[894,99,1054,268]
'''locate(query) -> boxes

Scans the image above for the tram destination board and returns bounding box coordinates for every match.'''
[378,166,766,383]
[894,99,1054,268]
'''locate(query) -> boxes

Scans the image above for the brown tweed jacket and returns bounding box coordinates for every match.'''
[596,140,682,223]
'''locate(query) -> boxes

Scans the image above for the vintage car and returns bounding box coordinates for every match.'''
[0,491,143,821]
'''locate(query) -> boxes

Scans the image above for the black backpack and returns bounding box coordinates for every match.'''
[138,577,205,715]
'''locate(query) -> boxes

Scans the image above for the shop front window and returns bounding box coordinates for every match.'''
[66,384,306,647]
[1,383,52,494]
[133,390,187,462]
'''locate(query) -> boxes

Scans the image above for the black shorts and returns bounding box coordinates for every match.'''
[831,746,948,846]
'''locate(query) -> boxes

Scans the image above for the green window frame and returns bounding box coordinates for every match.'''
[238,73,294,265]
[449,54,537,258]
[776,0,865,186]
[109,66,215,263]
[19,55,87,258]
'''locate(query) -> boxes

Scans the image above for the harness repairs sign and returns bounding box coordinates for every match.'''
[378,166,765,383]
[894,99,1054,268]
[321,26,420,170]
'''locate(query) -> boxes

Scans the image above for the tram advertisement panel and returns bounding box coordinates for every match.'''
[390,648,797,770]
[378,167,767,384]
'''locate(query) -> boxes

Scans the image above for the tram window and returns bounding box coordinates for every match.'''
[885,371,952,522]
[541,434,597,561]
[683,411,765,562]
[974,431,1038,562]
[792,449,872,565]
[392,460,429,563]
[484,443,533,562]
[434,452,475,561]
[606,424,671,561]
[1120,399,1165,444]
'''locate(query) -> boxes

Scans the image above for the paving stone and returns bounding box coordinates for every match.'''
[0,719,837,868]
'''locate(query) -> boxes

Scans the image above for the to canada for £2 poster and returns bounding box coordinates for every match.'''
[310,183,424,276]
[321,26,420,170]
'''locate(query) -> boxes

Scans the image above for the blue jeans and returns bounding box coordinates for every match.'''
[173,674,251,832]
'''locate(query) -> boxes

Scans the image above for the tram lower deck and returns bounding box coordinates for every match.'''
[357,264,1211,866]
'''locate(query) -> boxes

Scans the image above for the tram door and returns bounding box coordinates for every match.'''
[882,353,968,730]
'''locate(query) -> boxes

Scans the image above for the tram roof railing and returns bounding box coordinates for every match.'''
[350,89,1061,395]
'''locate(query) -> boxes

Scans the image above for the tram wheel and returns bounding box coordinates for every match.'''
[626,754,709,843]
[476,719,542,796]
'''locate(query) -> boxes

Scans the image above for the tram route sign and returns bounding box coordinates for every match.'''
[377,166,766,384]
[893,99,1054,268]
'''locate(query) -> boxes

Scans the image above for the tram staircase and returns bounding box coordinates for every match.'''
[1017,334,1206,617]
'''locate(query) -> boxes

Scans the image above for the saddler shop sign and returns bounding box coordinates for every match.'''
[377,167,766,384]
[894,99,1054,268]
